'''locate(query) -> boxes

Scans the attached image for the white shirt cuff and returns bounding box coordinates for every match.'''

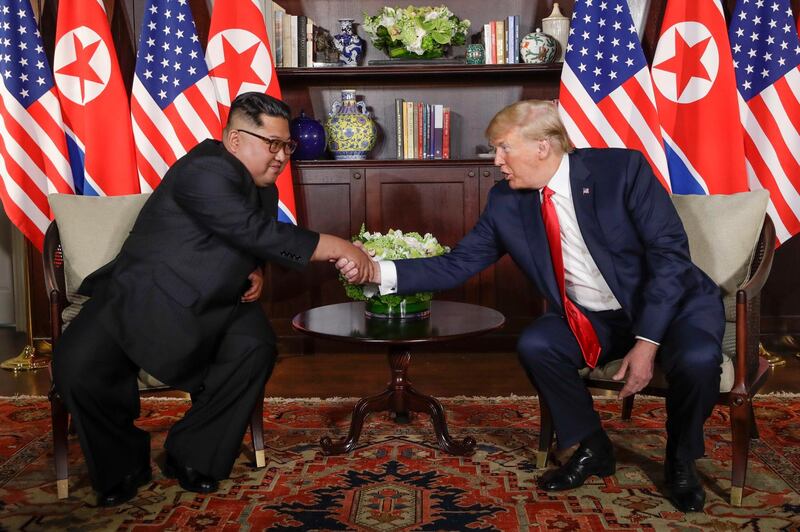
[378,261,398,295]
[363,261,397,298]
[635,335,660,347]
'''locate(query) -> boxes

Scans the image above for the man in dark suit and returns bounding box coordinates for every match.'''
[342,100,723,512]
[53,92,373,506]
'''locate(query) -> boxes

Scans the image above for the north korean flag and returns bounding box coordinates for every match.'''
[652,0,748,194]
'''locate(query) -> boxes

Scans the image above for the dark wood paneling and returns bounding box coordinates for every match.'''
[364,165,481,304]
[264,165,365,335]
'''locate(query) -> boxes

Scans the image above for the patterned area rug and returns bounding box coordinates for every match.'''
[0,395,799,531]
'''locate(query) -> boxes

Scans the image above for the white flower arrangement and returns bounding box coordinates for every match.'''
[342,224,450,306]
[362,5,470,59]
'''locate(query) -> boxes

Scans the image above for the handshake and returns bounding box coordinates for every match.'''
[335,240,381,285]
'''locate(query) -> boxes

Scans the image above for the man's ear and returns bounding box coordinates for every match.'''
[224,128,239,152]
[537,139,551,159]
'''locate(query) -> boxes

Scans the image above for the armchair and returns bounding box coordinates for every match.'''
[44,194,266,499]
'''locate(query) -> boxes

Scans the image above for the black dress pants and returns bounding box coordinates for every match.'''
[52,297,276,492]
[517,300,723,462]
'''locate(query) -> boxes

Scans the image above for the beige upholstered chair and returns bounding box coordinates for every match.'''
[44,194,266,499]
[536,190,776,507]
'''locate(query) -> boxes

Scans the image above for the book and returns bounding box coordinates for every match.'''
[433,104,443,159]
[483,23,492,65]
[442,107,451,159]
[261,1,276,63]
[506,15,514,64]
[274,7,285,66]
[416,102,425,159]
[489,21,497,64]
[306,18,314,67]
[285,15,296,67]
[496,20,505,65]
[297,15,307,68]
[395,98,404,159]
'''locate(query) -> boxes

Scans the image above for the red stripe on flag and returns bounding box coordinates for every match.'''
[134,146,164,192]
[596,96,672,190]
[772,75,800,132]
[0,180,43,249]
[26,100,73,194]
[742,140,800,238]
[0,115,50,217]
[622,79,662,144]
[162,104,200,153]
[559,82,607,148]
[131,98,179,169]
[747,94,800,189]
[182,84,221,140]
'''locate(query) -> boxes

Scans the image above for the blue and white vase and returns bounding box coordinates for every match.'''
[333,18,363,66]
[325,90,377,160]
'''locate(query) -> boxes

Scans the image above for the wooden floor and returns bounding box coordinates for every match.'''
[1,327,798,398]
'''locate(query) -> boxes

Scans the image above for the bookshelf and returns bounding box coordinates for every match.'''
[263,1,575,338]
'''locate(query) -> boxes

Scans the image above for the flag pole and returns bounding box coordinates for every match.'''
[1,243,49,371]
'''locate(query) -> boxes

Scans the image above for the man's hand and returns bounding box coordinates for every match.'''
[612,340,658,399]
[241,267,264,302]
[336,241,381,284]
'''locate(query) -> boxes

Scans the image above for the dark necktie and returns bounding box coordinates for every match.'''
[540,186,602,368]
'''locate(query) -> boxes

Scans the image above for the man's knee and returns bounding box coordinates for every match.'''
[665,342,722,384]
[517,324,558,371]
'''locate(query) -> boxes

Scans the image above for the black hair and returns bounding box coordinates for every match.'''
[227,92,291,128]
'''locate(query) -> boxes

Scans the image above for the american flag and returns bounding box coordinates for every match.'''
[0,0,73,250]
[131,0,221,192]
[559,0,670,190]
[730,0,800,243]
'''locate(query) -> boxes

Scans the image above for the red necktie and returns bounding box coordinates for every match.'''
[540,186,602,368]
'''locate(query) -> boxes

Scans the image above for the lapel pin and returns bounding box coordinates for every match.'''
[582,187,590,195]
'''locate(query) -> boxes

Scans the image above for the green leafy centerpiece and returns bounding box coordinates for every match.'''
[362,5,470,59]
[343,225,450,319]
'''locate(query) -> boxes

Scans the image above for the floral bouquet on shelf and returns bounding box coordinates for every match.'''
[362,5,470,59]
[342,224,450,318]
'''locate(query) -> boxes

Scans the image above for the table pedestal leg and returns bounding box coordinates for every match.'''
[320,345,476,456]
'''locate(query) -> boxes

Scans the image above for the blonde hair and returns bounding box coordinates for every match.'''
[485,100,573,153]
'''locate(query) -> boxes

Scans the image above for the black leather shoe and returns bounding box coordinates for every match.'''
[537,442,616,491]
[96,466,152,507]
[664,458,705,512]
[163,454,219,493]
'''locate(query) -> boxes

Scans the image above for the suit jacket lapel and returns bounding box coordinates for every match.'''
[569,152,622,302]
[519,189,562,308]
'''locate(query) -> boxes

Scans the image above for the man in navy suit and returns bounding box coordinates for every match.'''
[341,100,723,512]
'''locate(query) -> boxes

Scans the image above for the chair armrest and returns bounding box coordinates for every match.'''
[737,216,775,300]
[42,222,67,343]
[732,216,775,393]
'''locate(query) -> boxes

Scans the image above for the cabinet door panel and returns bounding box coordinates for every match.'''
[365,166,480,303]
[478,167,546,331]
[264,167,365,331]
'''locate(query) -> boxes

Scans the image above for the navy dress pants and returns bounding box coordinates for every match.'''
[517,300,724,462]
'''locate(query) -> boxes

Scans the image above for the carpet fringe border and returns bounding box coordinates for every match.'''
[3,391,799,402]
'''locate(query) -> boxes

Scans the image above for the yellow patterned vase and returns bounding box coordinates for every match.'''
[325,89,377,160]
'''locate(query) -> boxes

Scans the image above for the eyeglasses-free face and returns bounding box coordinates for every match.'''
[236,129,298,155]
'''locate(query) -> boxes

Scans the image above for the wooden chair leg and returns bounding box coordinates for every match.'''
[621,395,634,420]
[730,399,751,507]
[748,403,760,440]
[537,399,554,469]
[250,397,265,468]
[50,392,70,499]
